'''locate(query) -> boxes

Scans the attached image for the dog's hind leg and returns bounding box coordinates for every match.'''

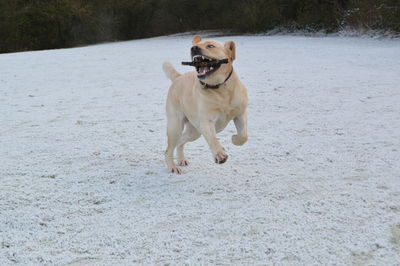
[165,108,185,174]
[176,122,200,166]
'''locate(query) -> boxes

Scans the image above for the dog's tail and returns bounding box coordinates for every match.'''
[163,61,180,82]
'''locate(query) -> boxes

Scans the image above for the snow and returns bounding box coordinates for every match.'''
[1,35,400,265]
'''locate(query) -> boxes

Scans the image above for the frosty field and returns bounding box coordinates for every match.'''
[1,35,400,265]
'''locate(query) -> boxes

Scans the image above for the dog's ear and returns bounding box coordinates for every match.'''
[192,35,202,45]
[224,40,236,61]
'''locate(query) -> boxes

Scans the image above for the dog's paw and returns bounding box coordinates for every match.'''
[232,134,248,146]
[178,159,190,166]
[214,150,228,164]
[169,166,182,174]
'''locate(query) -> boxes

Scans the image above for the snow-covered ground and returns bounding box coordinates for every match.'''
[1,35,400,265]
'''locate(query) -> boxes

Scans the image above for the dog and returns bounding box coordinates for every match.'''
[162,35,248,174]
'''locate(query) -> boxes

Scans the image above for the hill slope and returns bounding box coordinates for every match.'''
[1,35,400,264]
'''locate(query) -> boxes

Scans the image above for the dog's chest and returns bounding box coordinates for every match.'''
[212,89,245,115]
[213,94,245,132]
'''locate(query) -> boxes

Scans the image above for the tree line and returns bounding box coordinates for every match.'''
[0,0,399,53]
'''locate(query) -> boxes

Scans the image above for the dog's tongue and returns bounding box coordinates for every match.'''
[199,66,210,75]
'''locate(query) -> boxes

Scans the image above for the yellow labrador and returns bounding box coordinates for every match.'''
[163,35,248,174]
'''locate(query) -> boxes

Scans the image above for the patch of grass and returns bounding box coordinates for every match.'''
[390,223,400,245]
[41,174,56,179]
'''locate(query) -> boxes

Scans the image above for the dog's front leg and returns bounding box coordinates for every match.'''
[199,119,228,164]
[232,111,248,146]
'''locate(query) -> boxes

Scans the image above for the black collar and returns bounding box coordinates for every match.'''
[199,69,233,89]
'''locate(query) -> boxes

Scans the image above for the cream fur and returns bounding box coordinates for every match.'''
[163,35,248,174]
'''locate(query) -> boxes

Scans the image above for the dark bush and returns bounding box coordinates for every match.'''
[0,0,399,53]
[342,0,400,34]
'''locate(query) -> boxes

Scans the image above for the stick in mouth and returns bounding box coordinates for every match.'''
[182,56,229,77]
[181,58,228,67]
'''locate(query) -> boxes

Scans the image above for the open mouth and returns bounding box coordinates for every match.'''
[192,55,220,78]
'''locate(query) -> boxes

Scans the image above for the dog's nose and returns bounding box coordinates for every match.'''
[191,46,201,53]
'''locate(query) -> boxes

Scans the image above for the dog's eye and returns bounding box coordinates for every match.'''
[207,44,215,48]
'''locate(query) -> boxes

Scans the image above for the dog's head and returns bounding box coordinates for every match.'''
[190,35,235,83]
